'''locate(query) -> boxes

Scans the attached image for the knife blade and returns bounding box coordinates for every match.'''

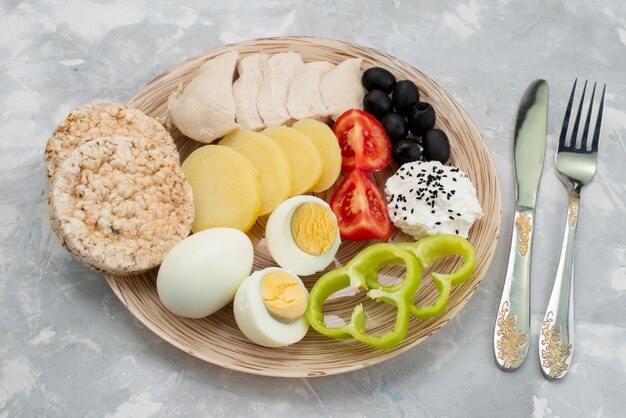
[493,79,548,371]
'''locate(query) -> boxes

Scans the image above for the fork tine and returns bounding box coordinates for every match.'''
[559,79,578,150]
[591,84,606,152]
[580,82,597,150]
[569,80,588,148]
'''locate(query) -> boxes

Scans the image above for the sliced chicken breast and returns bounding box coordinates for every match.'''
[287,61,335,121]
[168,50,240,143]
[233,53,267,130]
[257,52,304,126]
[320,57,365,120]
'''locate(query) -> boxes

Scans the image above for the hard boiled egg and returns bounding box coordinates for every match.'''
[265,196,340,276]
[157,228,253,318]
[234,267,309,347]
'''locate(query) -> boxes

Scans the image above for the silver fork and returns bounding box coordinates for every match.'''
[538,80,606,381]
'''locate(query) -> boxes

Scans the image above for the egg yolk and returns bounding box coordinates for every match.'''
[290,202,337,256]
[260,271,307,322]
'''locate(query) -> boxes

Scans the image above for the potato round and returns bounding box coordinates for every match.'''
[182,145,261,233]
[49,136,194,274]
[292,119,342,192]
[260,126,323,197]
[220,129,292,215]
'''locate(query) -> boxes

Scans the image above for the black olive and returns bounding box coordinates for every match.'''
[362,67,396,94]
[408,102,436,136]
[392,80,419,116]
[422,129,451,163]
[363,90,393,119]
[392,139,422,166]
[380,112,408,143]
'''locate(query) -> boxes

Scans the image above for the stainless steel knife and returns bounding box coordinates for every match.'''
[493,80,548,371]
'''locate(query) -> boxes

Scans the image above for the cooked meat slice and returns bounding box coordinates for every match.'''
[168,50,240,143]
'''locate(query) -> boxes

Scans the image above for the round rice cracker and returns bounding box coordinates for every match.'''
[49,136,194,275]
[45,102,178,179]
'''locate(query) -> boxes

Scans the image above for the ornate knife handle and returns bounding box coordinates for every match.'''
[539,192,578,380]
[493,208,535,371]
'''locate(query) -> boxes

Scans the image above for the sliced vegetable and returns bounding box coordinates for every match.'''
[397,234,476,318]
[306,243,421,349]
[332,109,391,172]
[330,170,392,241]
[182,145,261,233]
[306,235,477,349]
[292,119,342,193]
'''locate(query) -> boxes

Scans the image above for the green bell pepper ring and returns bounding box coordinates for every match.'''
[397,234,476,319]
[306,244,421,350]
[306,235,476,349]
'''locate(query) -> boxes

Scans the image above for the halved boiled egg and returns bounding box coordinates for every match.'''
[265,195,341,276]
[234,267,309,347]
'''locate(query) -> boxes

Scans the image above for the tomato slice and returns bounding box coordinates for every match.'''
[333,109,391,172]
[330,170,392,241]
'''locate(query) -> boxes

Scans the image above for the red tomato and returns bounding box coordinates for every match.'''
[330,170,392,241]
[332,109,391,172]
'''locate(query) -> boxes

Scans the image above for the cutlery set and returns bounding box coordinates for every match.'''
[493,79,606,381]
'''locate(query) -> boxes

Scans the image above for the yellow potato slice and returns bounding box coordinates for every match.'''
[182,145,261,233]
[292,119,342,192]
[260,126,323,197]
[220,129,292,215]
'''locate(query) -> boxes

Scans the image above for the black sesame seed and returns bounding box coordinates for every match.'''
[449,216,454,220]
[403,216,407,220]
[431,210,435,214]
[448,209,453,213]
[455,229,459,234]
[411,208,414,214]
[457,213,461,217]
[435,222,441,225]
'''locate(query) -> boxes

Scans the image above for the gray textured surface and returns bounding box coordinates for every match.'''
[1,1,625,417]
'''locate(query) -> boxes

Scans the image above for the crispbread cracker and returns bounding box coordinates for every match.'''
[49,136,194,274]
[45,102,178,179]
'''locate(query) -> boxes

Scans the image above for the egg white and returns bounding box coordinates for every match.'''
[233,267,309,348]
[157,228,254,318]
[265,195,341,276]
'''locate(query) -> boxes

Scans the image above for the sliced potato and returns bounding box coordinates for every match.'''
[220,129,292,215]
[260,126,323,196]
[182,145,261,233]
[292,119,341,192]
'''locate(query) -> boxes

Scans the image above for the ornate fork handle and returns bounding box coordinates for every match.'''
[539,190,578,380]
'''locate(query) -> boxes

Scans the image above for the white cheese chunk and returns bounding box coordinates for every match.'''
[385,161,483,239]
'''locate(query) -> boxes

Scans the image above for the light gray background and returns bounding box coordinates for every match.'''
[1,0,625,417]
